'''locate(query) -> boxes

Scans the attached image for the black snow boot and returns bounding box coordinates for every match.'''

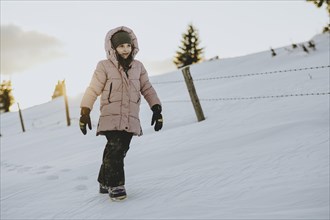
[99,184,109,194]
[109,185,127,201]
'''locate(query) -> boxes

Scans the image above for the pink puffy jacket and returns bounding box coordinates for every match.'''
[80,26,161,136]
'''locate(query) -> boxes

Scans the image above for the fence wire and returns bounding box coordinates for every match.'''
[153,65,330,84]
[162,92,330,103]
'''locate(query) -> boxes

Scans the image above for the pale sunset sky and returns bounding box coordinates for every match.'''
[1,1,328,110]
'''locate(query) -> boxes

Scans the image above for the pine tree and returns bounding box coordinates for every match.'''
[307,0,330,14]
[307,0,330,32]
[173,24,204,68]
[323,23,330,33]
[308,40,316,50]
[270,48,277,57]
[0,80,15,113]
[301,44,310,53]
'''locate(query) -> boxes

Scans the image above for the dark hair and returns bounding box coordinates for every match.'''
[115,45,135,71]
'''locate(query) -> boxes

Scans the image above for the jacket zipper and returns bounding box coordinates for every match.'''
[108,83,112,103]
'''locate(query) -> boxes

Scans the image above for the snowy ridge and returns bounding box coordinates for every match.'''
[1,33,329,219]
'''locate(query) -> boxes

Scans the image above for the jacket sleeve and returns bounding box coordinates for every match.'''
[80,61,107,110]
[140,64,161,108]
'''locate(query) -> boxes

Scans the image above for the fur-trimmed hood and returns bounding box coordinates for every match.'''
[104,26,139,65]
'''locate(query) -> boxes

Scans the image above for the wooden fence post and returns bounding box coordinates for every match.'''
[62,80,71,126]
[17,103,25,132]
[182,66,205,122]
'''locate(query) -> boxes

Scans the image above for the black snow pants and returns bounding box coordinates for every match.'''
[97,131,133,187]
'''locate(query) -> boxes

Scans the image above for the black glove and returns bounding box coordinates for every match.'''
[151,104,163,132]
[80,107,92,135]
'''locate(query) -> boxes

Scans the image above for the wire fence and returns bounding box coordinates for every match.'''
[162,92,330,103]
[156,64,329,121]
[153,65,330,84]
[153,65,330,103]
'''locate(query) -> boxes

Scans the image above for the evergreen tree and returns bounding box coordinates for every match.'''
[307,0,330,14]
[0,80,15,113]
[301,44,310,53]
[307,0,330,32]
[173,24,204,68]
[323,23,330,33]
[308,40,316,50]
[270,48,277,57]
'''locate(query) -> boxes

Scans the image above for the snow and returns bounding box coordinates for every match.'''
[1,33,329,219]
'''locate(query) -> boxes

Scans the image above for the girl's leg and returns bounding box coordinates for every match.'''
[97,131,133,187]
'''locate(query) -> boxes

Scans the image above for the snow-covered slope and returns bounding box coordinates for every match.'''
[1,34,329,219]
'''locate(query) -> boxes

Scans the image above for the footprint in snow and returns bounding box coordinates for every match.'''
[33,165,53,175]
[40,165,52,170]
[75,185,88,191]
[75,176,89,181]
[17,166,32,173]
[46,175,59,180]
[2,163,17,171]
[60,168,72,172]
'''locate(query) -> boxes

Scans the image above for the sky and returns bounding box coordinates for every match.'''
[1,0,329,110]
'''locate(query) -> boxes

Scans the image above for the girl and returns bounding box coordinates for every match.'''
[79,26,163,201]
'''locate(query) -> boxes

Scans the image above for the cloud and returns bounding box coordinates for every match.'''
[1,24,64,75]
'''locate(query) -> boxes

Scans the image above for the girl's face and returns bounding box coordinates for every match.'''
[116,43,132,59]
